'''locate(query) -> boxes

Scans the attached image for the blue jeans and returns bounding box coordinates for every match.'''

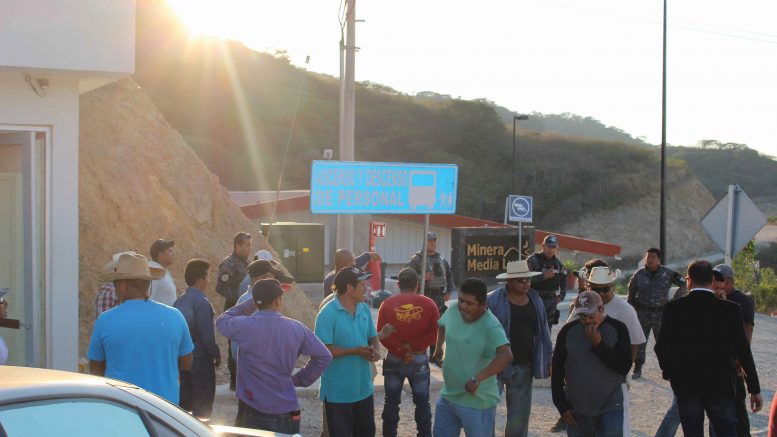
[655,397,681,437]
[433,397,496,437]
[566,408,623,437]
[238,401,301,434]
[497,363,533,437]
[382,353,432,437]
[677,396,737,437]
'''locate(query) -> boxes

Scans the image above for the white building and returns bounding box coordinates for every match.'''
[0,0,135,370]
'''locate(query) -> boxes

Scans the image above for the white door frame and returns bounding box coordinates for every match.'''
[0,125,52,367]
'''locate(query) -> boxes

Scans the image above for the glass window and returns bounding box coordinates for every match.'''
[0,398,150,437]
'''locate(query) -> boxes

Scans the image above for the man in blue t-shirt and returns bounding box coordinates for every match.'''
[315,267,382,437]
[88,252,194,404]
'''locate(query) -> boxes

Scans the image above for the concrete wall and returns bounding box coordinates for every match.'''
[0,71,80,370]
[0,0,135,90]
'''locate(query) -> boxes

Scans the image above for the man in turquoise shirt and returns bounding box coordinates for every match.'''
[315,267,381,437]
[431,277,513,437]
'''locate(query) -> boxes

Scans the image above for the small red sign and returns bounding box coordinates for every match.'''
[371,222,387,238]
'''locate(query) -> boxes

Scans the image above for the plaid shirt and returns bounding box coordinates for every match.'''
[96,283,118,316]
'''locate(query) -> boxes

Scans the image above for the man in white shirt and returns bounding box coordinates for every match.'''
[585,265,646,437]
[149,239,177,306]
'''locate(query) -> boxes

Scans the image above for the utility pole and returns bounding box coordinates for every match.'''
[336,0,356,250]
[659,0,668,262]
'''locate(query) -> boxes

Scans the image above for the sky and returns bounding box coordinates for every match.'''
[166,0,777,158]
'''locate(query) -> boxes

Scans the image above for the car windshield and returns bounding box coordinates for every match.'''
[118,385,215,434]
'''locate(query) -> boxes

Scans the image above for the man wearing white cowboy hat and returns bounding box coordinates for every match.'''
[584,265,645,437]
[486,261,553,437]
[552,290,632,437]
[87,252,194,404]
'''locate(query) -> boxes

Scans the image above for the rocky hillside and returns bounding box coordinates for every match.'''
[78,78,316,357]
[559,175,718,265]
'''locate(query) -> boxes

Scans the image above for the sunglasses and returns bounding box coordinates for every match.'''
[589,286,612,294]
[509,278,531,284]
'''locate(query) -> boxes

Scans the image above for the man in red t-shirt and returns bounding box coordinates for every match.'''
[377,268,440,437]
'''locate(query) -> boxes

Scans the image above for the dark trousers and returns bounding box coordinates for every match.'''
[224,298,238,387]
[238,400,301,434]
[677,396,737,437]
[179,355,216,418]
[734,375,751,437]
[324,395,375,437]
[635,308,662,367]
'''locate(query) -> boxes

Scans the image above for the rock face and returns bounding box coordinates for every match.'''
[558,176,719,263]
[78,78,316,357]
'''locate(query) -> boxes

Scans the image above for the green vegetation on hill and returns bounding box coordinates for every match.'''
[669,141,777,199]
[133,0,777,227]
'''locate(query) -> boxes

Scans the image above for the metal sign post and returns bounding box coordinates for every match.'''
[420,214,430,293]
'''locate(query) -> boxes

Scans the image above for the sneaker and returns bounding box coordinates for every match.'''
[550,418,567,432]
[632,365,642,379]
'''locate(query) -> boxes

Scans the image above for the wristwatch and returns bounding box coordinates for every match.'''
[470,376,480,386]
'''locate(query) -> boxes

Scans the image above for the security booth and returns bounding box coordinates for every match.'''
[261,222,325,283]
[451,226,535,286]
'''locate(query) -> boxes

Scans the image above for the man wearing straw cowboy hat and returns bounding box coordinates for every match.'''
[88,251,194,404]
[487,261,553,437]
[585,265,645,437]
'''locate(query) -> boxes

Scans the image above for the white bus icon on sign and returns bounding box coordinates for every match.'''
[409,170,437,210]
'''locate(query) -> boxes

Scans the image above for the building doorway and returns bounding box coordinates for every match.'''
[0,128,48,367]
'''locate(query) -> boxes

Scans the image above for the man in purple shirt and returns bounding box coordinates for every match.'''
[217,279,332,434]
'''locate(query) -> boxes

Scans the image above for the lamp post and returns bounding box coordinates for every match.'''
[660,0,667,262]
[512,114,529,194]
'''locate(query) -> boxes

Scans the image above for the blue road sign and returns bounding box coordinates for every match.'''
[508,195,533,223]
[310,161,458,214]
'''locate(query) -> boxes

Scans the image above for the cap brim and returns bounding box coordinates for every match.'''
[570,308,597,318]
[357,272,372,282]
[272,268,296,284]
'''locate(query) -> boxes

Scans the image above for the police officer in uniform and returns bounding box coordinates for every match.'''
[216,232,252,391]
[406,231,454,314]
[526,234,569,330]
[627,247,685,379]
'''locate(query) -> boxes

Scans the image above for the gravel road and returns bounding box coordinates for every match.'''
[211,304,777,436]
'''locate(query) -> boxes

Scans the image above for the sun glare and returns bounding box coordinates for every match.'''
[165,0,238,38]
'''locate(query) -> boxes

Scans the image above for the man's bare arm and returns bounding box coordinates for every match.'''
[178,353,193,372]
[89,360,106,376]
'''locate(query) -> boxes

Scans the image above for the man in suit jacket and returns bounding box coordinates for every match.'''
[654,260,762,437]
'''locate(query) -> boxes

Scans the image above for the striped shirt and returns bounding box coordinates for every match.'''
[216,300,332,414]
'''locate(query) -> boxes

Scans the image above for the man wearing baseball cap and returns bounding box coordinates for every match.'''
[149,239,177,306]
[87,252,194,404]
[315,267,382,436]
[552,291,632,436]
[217,279,331,434]
[526,234,569,332]
[406,231,455,316]
[715,264,757,437]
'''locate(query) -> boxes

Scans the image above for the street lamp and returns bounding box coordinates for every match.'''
[512,114,529,194]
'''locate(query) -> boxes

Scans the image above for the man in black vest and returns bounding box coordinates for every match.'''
[655,260,762,437]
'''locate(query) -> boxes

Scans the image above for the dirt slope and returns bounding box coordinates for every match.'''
[558,177,719,262]
[78,78,316,358]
